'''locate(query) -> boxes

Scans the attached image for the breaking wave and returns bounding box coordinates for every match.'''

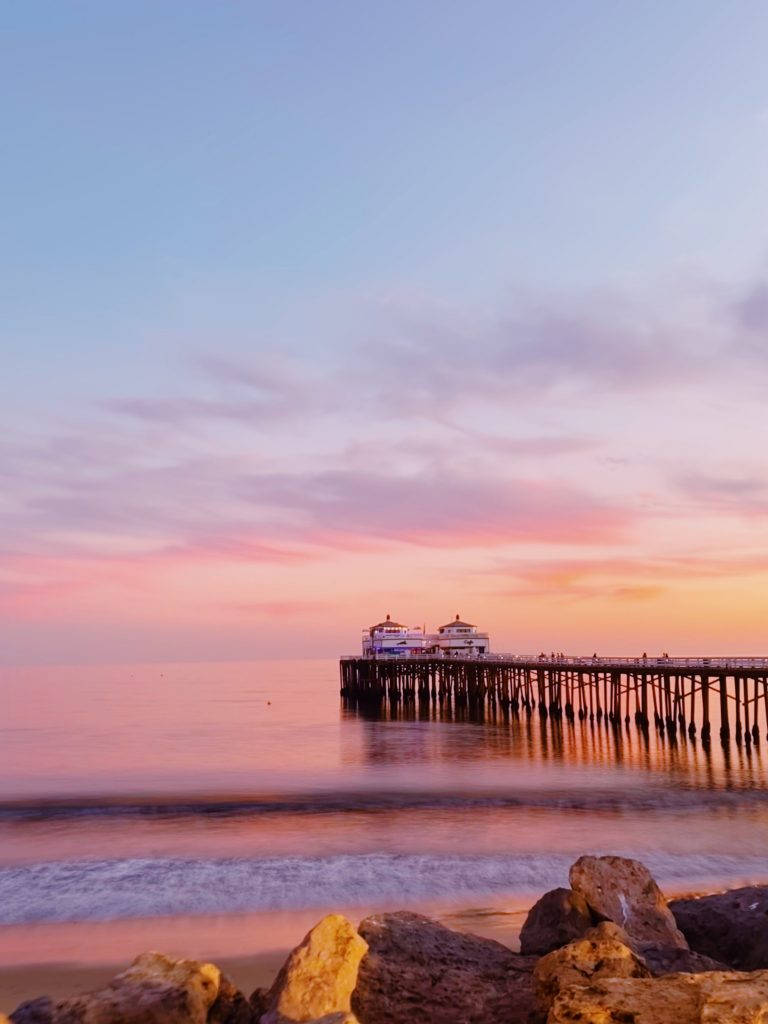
[2,851,767,925]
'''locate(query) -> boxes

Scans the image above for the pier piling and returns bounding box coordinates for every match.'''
[340,654,768,743]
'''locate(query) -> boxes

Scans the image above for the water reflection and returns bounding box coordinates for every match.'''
[342,694,768,796]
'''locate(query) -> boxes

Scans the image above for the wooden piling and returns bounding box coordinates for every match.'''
[340,655,768,746]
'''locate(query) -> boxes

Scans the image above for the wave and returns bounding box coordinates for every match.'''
[1,851,767,925]
[3,783,768,822]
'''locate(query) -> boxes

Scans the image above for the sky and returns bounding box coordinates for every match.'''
[3,1,768,664]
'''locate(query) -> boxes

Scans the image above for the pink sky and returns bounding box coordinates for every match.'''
[4,279,768,664]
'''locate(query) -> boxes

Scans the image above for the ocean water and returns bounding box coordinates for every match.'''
[2,658,767,965]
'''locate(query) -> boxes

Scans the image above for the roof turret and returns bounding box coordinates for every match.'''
[438,613,476,631]
[370,613,406,630]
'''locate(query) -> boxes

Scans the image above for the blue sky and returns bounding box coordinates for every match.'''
[4,2,768,402]
[3,2,768,662]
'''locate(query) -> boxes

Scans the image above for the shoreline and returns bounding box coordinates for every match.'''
[0,904,531,1014]
[0,879,732,1015]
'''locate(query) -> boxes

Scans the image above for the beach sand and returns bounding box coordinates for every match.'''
[0,953,285,1016]
[0,909,529,1015]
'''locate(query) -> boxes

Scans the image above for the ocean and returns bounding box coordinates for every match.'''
[2,657,767,965]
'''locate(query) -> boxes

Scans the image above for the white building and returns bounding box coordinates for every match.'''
[362,614,426,656]
[427,614,490,655]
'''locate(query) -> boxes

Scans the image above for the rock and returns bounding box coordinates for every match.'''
[260,914,367,1024]
[670,886,768,971]
[10,952,222,1024]
[9,1003,53,1024]
[639,944,730,976]
[547,969,768,1023]
[351,910,538,1024]
[519,886,594,955]
[533,921,650,1012]
[570,855,688,951]
[249,992,269,1022]
[209,975,255,1024]
[303,1017,358,1024]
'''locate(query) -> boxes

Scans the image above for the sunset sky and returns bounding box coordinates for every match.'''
[3,1,768,664]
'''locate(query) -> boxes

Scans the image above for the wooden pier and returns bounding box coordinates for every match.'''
[340,654,768,745]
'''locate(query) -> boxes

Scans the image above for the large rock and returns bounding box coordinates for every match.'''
[547,969,768,1023]
[519,886,594,955]
[639,944,729,977]
[260,914,367,1024]
[570,855,688,951]
[533,922,650,1012]
[10,952,223,1024]
[209,975,254,1024]
[670,886,768,971]
[302,1017,358,1024]
[351,910,538,1024]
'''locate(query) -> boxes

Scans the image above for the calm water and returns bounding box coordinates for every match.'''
[2,658,768,964]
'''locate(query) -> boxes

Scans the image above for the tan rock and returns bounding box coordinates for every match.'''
[10,952,222,1024]
[260,914,367,1024]
[570,855,688,951]
[534,921,651,1012]
[547,969,768,1023]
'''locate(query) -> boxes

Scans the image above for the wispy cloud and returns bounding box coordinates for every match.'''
[5,274,768,658]
[483,552,768,600]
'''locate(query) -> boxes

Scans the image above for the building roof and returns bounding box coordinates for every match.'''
[370,613,406,630]
[438,614,476,630]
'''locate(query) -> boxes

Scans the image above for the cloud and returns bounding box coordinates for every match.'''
[223,599,325,617]
[5,271,768,657]
[237,469,631,547]
[105,352,318,426]
[483,552,768,600]
[674,473,768,517]
[350,290,721,420]
[733,282,768,333]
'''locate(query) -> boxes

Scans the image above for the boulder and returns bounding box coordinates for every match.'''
[639,944,729,976]
[302,1017,358,1024]
[351,910,538,1024]
[670,886,768,971]
[260,914,367,1024]
[249,993,269,1022]
[10,952,222,1024]
[547,969,768,1023]
[208,975,255,1024]
[533,922,650,1012]
[519,886,594,955]
[570,855,688,951]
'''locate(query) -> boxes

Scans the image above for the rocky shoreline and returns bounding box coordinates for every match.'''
[7,856,768,1024]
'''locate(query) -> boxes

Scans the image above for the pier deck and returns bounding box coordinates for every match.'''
[339,654,768,744]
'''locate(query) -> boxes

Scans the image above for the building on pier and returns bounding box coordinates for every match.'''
[360,613,490,656]
[362,614,426,656]
[427,614,490,655]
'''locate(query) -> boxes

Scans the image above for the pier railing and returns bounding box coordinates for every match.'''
[341,653,768,670]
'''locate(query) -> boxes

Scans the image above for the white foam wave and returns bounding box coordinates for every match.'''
[2,852,767,925]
